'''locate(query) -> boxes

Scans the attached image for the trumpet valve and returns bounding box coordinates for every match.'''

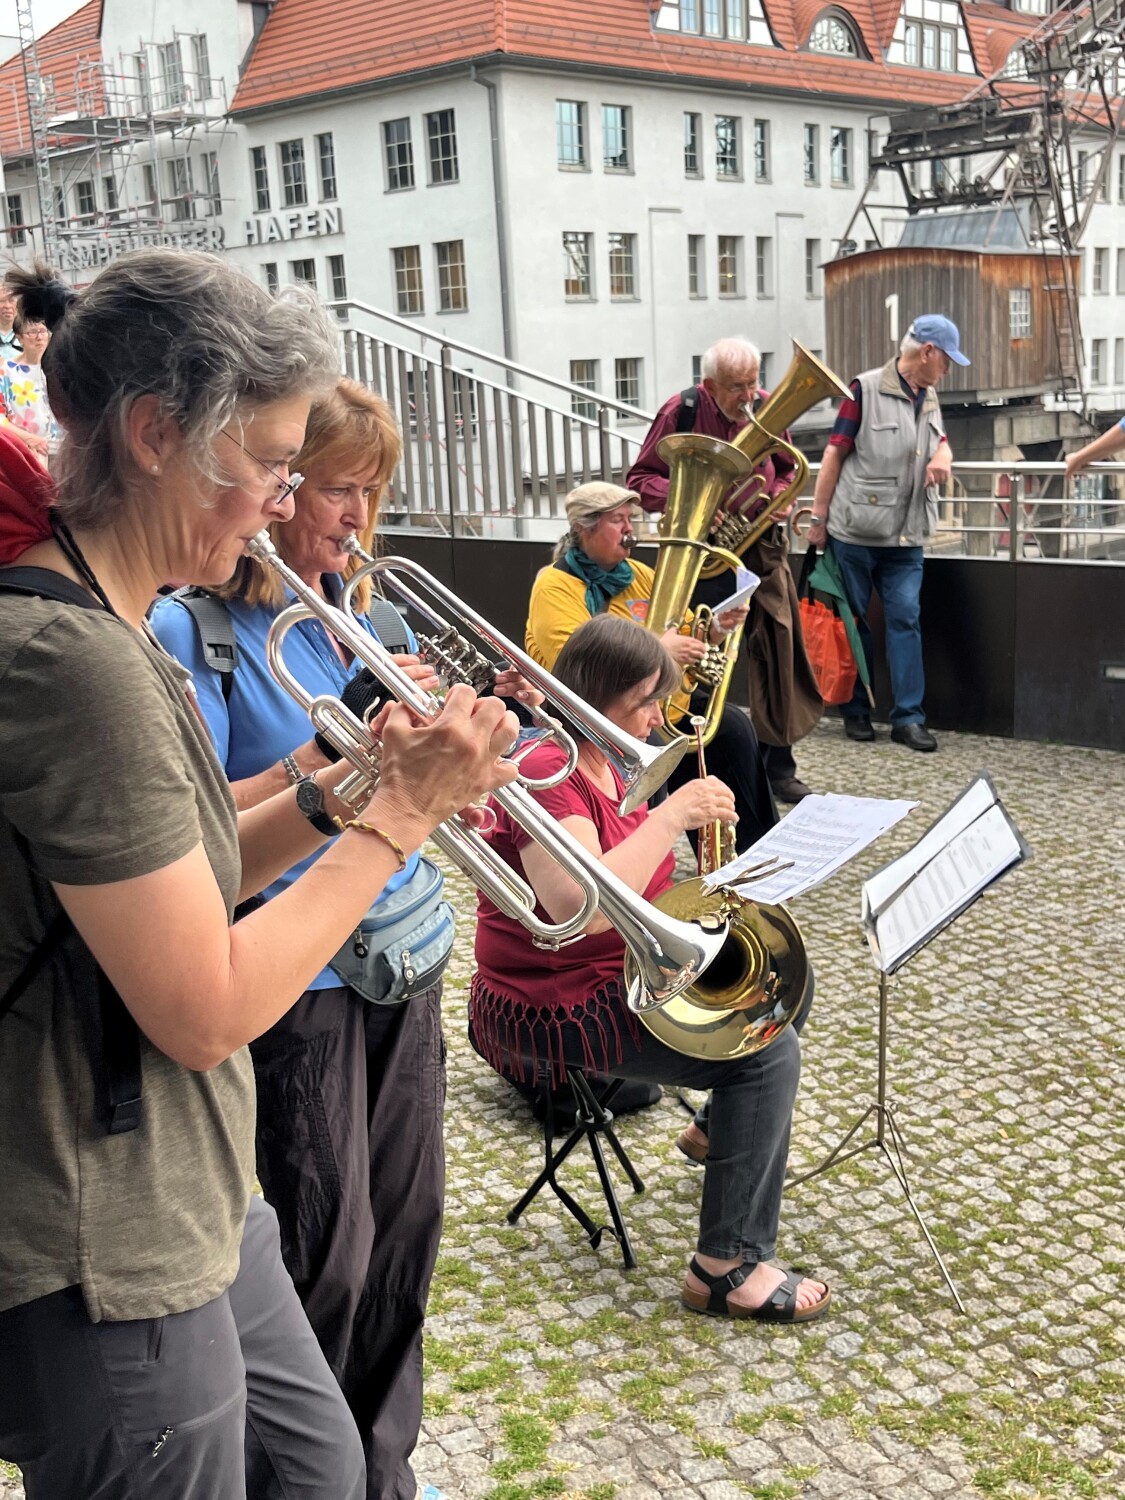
[419,627,496,696]
[690,642,728,688]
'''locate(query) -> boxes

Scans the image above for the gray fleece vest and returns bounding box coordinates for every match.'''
[828,357,945,548]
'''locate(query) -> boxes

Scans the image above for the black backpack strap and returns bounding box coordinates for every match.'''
[0,578,143,1134]
[0,566,101,611]
[367,596,410,653]
[174,589,238,702]
[675,386,700,434]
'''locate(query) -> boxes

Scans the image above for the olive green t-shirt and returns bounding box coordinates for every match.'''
[0,594,254,1322]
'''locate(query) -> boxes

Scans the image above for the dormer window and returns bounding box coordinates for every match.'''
[807,12,862,57]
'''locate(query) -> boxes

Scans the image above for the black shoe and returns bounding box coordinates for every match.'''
[843,715,875,742]
[771,776,813,803]
[891,723,937,752]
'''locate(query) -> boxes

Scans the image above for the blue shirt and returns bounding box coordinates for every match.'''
[151,580,420,989]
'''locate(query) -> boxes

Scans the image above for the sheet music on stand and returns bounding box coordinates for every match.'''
[862,773,1030,975]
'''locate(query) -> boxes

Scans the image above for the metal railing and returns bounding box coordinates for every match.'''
[336,302,1125,563]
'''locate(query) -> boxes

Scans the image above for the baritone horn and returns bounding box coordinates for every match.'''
[646,432,754,745]
[698,340,852,579]
[624,718,809,1061]
[246,530,727,1008]
[339,537,687,813]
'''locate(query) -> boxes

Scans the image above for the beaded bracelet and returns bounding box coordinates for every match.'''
[331,816,408,872]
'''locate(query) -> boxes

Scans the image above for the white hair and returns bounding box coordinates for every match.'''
[701,337,761,382]
[900,331,925,356]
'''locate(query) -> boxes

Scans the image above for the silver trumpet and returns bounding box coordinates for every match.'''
[246,530,729,1007]
[339,536,686,815]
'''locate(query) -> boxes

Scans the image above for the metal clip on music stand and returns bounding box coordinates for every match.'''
[786,965,966,1314]
[506,1071,645,1270]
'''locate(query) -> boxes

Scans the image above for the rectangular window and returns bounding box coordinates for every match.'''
[435,239,468,312]
[166,157,194,221]
[383,119,415,191]
[425,109,458,184]
[691,354,703,386]
[52,184,67,224]
[279,139,308,207]
[563,231,593,298]
[681,0,699,31]
[830,127,852,186]
[608,232,636,297]
[803,124,819,184]
[905,21,958,71]
[1117,248,1125,294]
[688,234,705,296]
[718,234,742,296]
[75,179,96,221]
[290,258,317,289]
[250,145,270,211]
[1009,288,1032,338]
[725,0,746,41]
[759,352,770,387]
[191,34,211,99]
[316,133,337,200]
[804,239,821,297]
[939,27,954,71]
[158,40,183,106]
[904,21,921,66]
[755,235,773,296]
[6,192,26,246]
[602,105,631,171]
[263,262,279,295]
[328,254,347,318]
[202,151,221,215]
[1091,338,1106,384]
[102,174,119,212]
[615,357,641,407]
[570,359,599,420]
[1118,154,1125,202]
[684,112,701,177]
[1115,338,1124,386]
[142,163,157,209]
[1092,247,1108,294]
[753,118,770,181]
[1076,150,1088,197]
[716,115,740,178]
[393,246,424,314]
[557,101,587,169]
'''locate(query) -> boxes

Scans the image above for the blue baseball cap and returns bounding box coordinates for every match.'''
[908,314,970,366]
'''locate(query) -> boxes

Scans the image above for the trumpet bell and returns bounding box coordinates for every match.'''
[627,883,808,1060]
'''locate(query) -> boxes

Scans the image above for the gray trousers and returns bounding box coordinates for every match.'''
[0,1194,365,1499]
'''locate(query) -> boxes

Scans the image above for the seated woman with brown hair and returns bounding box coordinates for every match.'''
[470,614,830,1323]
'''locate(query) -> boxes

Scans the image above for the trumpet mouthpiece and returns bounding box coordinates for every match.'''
[621,532,637,551]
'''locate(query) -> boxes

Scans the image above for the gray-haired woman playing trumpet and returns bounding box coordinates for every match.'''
[0,256,519,1500]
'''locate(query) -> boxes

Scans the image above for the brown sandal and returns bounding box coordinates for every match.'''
[681,1258,831,1322]
[676,1127,708,1164]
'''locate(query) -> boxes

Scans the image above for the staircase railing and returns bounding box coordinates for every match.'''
[336,300,653,539]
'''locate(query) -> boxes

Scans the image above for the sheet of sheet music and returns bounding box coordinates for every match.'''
[866,793,1026,973]
[702,792,918,905]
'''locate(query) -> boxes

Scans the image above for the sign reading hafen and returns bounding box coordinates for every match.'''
[56,225,226,272]
[244,206,343,245]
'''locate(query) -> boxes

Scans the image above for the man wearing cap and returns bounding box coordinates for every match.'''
[526,479,777,851]
[806,315,969,752]
[626,338,821,804]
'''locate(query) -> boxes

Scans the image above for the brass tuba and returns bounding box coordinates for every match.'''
[623,719,809,1061]
[698,340,851,579]
[645,432,754,744]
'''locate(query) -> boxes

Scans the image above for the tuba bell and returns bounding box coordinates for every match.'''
[623,719,809,1061]
[698,340,851,579]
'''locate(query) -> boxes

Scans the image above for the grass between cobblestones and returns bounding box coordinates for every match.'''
[2,722,1121,1500]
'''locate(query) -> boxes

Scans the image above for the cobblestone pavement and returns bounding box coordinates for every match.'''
[3,721,1122,1500]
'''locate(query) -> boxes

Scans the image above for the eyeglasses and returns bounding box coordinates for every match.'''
[220,429,304,505]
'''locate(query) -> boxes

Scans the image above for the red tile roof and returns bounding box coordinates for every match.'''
[0,0,103,161]
[960,1,1038,79]
[230,0,986,117]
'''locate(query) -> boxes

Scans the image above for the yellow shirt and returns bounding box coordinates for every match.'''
[525,560,692,720]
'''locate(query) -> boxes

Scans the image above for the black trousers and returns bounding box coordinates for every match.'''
[250,983,446,1500]
[667,695,778,855]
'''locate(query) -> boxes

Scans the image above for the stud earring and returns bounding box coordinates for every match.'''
[151,464,160,475]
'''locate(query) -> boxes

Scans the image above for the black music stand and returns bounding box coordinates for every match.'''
[787,774,1030,1316]
[506,1071,645,1270]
